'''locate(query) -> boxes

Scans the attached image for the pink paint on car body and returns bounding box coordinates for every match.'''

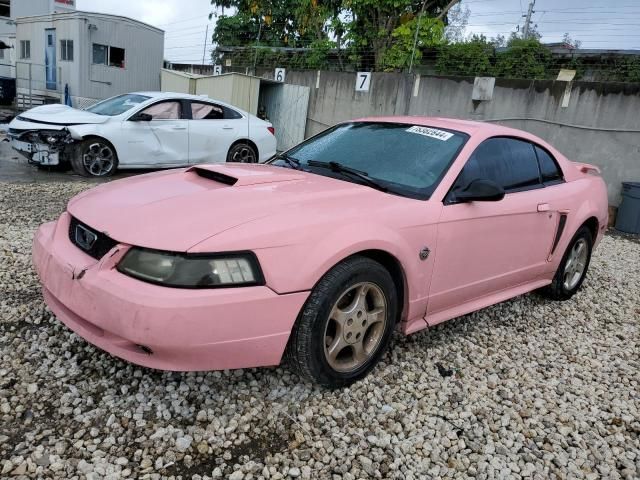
[32,117,608,374]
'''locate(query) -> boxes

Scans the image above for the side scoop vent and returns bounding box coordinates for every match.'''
[188,167,238,185]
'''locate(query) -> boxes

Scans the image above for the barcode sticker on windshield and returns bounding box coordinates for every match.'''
[406,126,454,141]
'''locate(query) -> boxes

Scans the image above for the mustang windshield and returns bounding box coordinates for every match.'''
[86,94,151,116]
[272,122,467,199]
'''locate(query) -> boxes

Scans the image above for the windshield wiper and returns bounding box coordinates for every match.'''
[273,153,302,170]
[307,160,388,193]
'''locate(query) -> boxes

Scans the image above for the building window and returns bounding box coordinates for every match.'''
[0,49,4,60]
[109,47,125,68]
[0,0,10,18]
[92,43,125,68]
[92,43,108,65]
[20,40,30,59]
[60,40,73,61]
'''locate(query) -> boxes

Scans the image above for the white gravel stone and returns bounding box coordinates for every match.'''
[0,180,639,479]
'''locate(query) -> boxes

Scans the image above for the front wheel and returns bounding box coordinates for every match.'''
[286,256,398,388]
[226,143,257,163]
[540,226,593,301]
[71,138,118,177]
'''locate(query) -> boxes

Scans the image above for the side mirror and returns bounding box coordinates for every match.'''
[455,178,505,202]
[130,112,153,122]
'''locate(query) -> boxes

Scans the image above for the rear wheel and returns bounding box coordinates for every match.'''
[286,256,398,388]
[71,138,118,177]
[226,143,257,163]
[540,226,593,300]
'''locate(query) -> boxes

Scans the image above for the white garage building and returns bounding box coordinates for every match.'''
[15,10,164,108]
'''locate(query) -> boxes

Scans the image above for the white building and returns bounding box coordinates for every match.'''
[0,0,76,78]
[14,10,164,108]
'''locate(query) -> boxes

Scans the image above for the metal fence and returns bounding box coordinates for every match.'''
[15,61,62,109]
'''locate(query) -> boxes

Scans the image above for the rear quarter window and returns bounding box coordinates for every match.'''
[535,146,564,184]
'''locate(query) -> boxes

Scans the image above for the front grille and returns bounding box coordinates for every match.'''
[68,216,118,260]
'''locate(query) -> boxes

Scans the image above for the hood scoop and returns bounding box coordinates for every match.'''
[189,167,238,185]
[186,164,305,187]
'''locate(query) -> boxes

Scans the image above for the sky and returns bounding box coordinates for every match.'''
[76,0,640,64]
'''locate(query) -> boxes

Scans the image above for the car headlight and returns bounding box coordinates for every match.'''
[117,248,264,288]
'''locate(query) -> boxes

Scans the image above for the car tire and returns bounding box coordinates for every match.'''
[286,256,398,388]
[71,138,118,177]
[226,142,257,163]
[540,226,593,301]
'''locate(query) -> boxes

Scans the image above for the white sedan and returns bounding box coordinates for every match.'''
[8,92,277,177]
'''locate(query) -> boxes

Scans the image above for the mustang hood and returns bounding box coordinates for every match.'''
[67,164,391,252]
[14,104,109,128]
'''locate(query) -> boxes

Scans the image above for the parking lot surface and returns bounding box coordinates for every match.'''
[0,173,639,479]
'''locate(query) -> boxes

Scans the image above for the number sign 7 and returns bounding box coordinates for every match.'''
[356,72,371,91]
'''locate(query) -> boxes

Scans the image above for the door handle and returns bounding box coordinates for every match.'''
[171,126,187,130]
[222,125,234,130]
[537,203,550,212]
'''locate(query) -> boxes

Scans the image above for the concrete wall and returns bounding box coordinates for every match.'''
[283,71,640,205]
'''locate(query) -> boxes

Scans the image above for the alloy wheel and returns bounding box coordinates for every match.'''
[323,282,387,372]
[563,238,588,290]
[230,145,256,163]
[83,142,115,176]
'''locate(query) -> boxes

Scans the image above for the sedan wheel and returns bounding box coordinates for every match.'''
[286,256,398,388]
[83,142,116,176]
[227,143,257,163]
[71,139,118,177]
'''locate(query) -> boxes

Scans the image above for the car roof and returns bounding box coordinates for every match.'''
[129,91,249,114]
[352,115,527,137]
[130,91,214,101]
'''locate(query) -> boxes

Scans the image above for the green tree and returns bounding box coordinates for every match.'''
[210,0,460,71]
[381,16,445,70]
[435,35,494,76]
[493,38,551,79]
[344,0,459,70]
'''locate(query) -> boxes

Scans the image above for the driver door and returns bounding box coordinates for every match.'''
[121,100,189,166]
[428,137,558,317]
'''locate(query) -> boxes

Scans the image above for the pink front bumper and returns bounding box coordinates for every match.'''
[32,214,309,371]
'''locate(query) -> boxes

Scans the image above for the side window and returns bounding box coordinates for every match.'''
[224,107,243,119]
[191,102,224,120]
[140,101,182,120]
[535,146,564,184]
[454,138,542,194]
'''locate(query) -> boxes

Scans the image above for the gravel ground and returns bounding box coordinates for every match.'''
[1,181,639,480]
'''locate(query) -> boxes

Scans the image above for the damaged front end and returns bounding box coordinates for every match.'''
[8,128,77,166]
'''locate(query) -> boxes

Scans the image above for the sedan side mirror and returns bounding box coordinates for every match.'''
[455,178,505,202]
[130,112,153,122]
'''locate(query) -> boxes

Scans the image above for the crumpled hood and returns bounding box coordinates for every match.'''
[67,164,387,252]
[12,104,109,128]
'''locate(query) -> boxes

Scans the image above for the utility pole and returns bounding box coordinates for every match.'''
[201,24,209,68]
[522,0,535,39]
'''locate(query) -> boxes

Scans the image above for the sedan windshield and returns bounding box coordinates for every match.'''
[271,122,467,199]
[86,94,151,116]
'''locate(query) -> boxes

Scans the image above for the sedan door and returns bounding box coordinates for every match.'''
[121,100,189,166]
[187,101,246,164]
[427,137,559,318]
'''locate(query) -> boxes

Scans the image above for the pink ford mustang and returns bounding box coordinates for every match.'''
[33,117,608,387]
